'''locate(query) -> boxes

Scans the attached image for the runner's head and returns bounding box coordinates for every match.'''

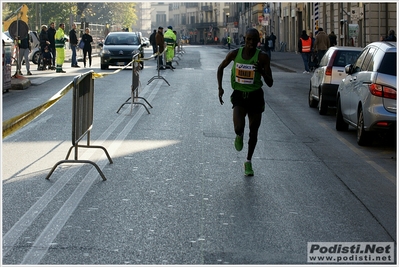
[245,28,260,49]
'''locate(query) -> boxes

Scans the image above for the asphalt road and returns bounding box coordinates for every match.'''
[2,45,396,265]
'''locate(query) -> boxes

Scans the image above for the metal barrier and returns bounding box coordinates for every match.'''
[46,70,113,181]
[148,45,170,86]
[117,53,153,114]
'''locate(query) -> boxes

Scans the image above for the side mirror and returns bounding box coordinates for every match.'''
[344,64,352,74]
[99,43,103,48]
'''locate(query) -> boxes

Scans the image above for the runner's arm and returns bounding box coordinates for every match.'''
[217,49,238,105]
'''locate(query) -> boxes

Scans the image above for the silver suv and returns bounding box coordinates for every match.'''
[309,46,361,115]
[336,41,396,146]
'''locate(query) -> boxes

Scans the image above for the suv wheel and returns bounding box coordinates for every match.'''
[357,107,372,146]
[336,97,348,131]
[101,64,109,70]
[308,85,318,108]
[318,90,328,115]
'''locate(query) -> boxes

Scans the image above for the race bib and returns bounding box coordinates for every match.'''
[235,63,255,84]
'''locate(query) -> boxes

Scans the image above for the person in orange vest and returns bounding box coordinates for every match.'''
[298,30,312,73]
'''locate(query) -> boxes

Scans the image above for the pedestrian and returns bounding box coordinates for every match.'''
[309,32,315,50]
[81,28,93,67]
[69,23,80,67]
[155,26,166,70]
[47,22,56,68]
[227,35,231,50]
[314,27,330,65]
[149,29,157,56]
[298,30,312,73]
[269,32,276,51]
[55,23,68,73]
[16,35,32,75]
[164,26,176,69]
[217,28,274,176]
[328,31,337,46]
[37,25,50,70]
[263,35,271,60]
[42,46,53,69]
[383,30,397,41]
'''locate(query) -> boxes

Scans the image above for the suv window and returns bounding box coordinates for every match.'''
[319,50,331,67]
[378,52,397,75]
[362,47,377,71]
[352,48,369,73]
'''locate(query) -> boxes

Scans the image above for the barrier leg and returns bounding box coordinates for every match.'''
[46,159,107,181]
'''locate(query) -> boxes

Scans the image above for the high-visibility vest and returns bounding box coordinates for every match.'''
[300,38,312,53]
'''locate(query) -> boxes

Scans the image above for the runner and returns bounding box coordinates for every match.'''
[217,28,273,176]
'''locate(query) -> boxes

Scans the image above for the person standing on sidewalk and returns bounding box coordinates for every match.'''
[314,28,330,65]
[149,29,157,57]
[298,30,312,73]
[81,28,93,67]
[69,23,80,67]
[227,35,231,50]
[217,28,273,176]
[38,25,50,70]
[155,26,165,70]
[47,22,56,68]
[16,35,32,75]
[164,26,176,69]
[328,31,337,47]
[55,23,68,73]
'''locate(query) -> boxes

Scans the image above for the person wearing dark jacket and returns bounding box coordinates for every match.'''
[383,30,397,41]
[81,28,93,67]
[298,30,312,73]
[155,26,165,70]
[69,23,80,67]
[38,25,50,70]
[47,22,56,67]
[329,31,337,46]
[149,29,157,56]
[17,35,32,75]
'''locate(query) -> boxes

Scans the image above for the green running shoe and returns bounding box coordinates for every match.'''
[244,161,254,176]
[234,134,243,151]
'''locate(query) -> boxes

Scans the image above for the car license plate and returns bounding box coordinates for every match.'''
[117,62,125,66]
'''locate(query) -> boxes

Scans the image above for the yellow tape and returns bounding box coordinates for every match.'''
[3,81,74,139]
[3,53,150,138]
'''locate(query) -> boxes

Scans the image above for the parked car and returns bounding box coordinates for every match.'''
[336,41,396,146]
[309,46,362,114]
[99,31,144,70]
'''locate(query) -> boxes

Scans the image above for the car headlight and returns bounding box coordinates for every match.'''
[100,49,110,56]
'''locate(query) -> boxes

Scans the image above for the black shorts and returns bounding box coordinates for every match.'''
[230,88,265,113]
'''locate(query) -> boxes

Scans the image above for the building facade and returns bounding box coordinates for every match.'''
[134,2,396,50]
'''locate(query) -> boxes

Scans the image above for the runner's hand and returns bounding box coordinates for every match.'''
[218,88,224,105]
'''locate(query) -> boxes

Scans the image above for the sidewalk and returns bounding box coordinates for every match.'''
[6,46,306,91]
[6,53,99,91]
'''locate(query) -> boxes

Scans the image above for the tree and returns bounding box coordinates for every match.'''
[2,2,137,32]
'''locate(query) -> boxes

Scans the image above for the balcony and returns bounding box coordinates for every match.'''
[201,5,213,12]
[186,3,198,8]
